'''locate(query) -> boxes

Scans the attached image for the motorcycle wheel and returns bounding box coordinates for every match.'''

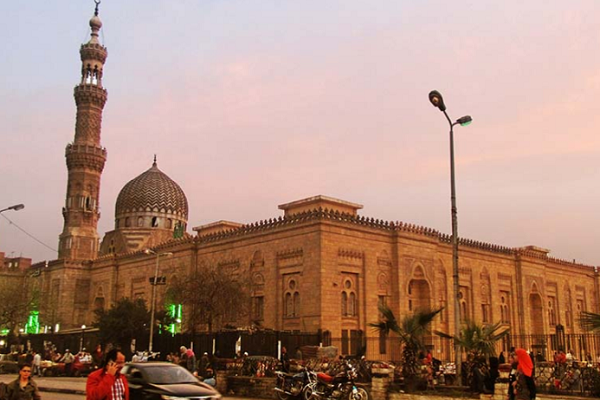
[276,390,291,400]
[302,383,316,400]
[348,387,369,400]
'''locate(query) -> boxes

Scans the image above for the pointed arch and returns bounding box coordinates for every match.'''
[408,263,431,313]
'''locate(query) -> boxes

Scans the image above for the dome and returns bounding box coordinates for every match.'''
[114,160,188,229]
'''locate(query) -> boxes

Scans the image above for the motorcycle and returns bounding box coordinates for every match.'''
[309,362,369,400]
[274,368,318,400]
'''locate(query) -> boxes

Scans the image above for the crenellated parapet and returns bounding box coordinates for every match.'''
[80,43,107,65]
[65,143,107,172]
[193,203,596,269]
[74,84,108,108]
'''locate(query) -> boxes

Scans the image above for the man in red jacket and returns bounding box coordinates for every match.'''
[86,349,129,400]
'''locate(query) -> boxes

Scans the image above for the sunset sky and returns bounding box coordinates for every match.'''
[1,1,599,266]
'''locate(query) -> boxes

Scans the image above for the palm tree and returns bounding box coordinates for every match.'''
[370,305,442,380]
[579,311,600,332]
[436,320,510,360]
[435,320,509,390]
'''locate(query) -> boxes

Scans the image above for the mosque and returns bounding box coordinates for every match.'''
[22,5,600,360]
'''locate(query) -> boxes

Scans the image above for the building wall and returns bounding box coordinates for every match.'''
[28,207,600,349]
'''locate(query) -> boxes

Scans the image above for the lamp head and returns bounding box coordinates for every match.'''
[456,115,473,126]
[10,204,24,211]
[428,90,446,112]
[144,249,155,255]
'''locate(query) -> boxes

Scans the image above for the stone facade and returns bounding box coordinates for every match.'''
[31,195,600,356]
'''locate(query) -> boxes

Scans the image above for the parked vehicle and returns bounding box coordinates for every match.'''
[274,368,317,400]
[0,354,19,374]
[309,361,369,400]
[42,358,92,377]
[122,362,221,400]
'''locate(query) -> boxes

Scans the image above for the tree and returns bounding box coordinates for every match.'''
[370,305,442,382]
[169,265,251,333]
[435,320,510,360]
[94,298,150,352]
[435,320,509,391]
[0,274,37,335]
[580,311,600,332]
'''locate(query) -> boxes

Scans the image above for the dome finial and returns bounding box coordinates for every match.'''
[153,154,157,167]
[88,0,103,44]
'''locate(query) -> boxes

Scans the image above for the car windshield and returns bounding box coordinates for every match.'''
[142,365,198,384]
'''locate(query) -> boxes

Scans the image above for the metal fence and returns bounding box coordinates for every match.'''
[11,330,600,366]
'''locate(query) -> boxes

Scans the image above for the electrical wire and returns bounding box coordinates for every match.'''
[0,214,58,253]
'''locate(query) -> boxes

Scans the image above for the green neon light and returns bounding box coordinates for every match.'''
[165,303,182,335]
[25,311,40,334]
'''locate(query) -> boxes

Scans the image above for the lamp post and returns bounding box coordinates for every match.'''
[428,90,472,386]
[0,204,25,214]
[144,249,172,354]
[81,324,86,352]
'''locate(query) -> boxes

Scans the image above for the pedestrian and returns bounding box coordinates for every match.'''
[508,354,518,400]
[92,344,103,370]
[4,363,41,400]
[32,351,42,378]
[280,346,290,373]
[86,348,129,400]
[515,348,536,400]
[198,352,211,378]
[60,349,75,377]
[185,348,197,374]
[499,351,506,365]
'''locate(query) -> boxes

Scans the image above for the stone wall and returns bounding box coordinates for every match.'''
[226,376,277,399]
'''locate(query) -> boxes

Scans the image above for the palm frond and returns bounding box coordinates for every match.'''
[579,311,600,332]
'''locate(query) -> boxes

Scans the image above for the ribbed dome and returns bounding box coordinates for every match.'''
[115,160,188,220]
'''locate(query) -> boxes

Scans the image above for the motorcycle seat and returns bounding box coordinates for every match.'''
[317,372,333,383]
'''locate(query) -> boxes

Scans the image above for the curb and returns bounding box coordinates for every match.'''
[39,386,86,395]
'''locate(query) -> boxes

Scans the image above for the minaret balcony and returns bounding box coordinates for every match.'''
[80,43,107,64]
[74,84,107,106]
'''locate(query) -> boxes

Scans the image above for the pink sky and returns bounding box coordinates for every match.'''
[1,1,599,266]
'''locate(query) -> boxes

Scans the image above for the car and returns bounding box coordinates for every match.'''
[0,354,19,374]
[122,362,222,400]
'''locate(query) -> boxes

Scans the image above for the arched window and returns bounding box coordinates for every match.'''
[125,217,131,227]
[284,279,300,318]
[152,217,159,228]
[349,292,356,316]
[285,293,293,317]
[458,290,468,322]
[341,279,357,317]
[137,217,144,227]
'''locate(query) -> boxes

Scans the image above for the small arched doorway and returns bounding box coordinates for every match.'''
[529,292,544,335]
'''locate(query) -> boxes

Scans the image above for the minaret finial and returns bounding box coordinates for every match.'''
[94,0,101,16]
[153,154,157,167]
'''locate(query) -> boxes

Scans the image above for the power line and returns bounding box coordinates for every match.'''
[0,214,58,253]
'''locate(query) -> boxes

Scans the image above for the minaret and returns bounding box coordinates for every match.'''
[58,2,108,260]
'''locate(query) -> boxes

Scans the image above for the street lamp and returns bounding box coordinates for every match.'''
[144,249,172,353]
[429,90,472,386]
[0,204,25,214]
[81,324,86,352]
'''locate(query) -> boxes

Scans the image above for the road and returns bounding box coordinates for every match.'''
[41,394,254,400]
[40,393,83,400]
